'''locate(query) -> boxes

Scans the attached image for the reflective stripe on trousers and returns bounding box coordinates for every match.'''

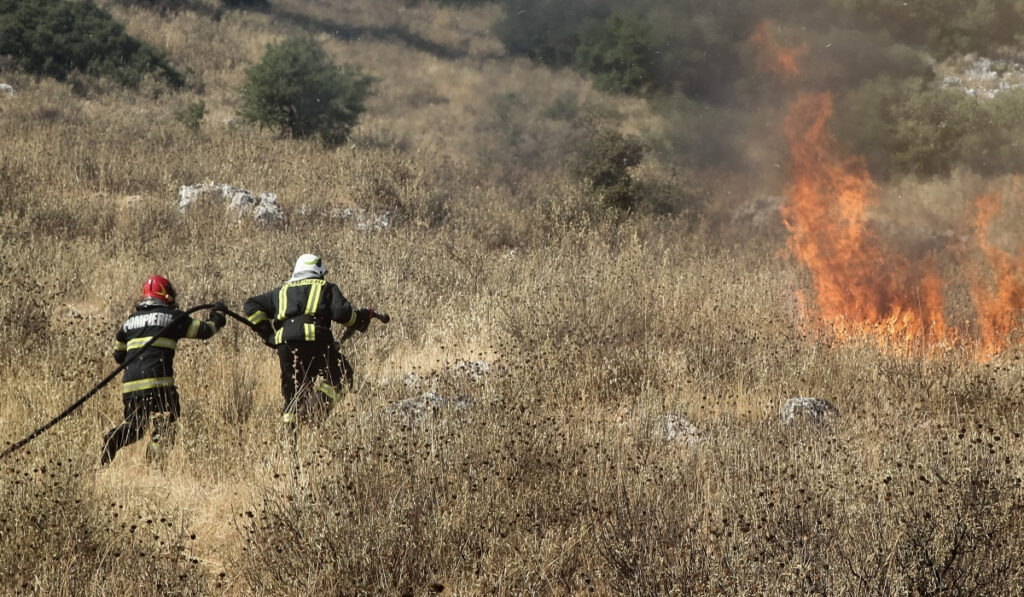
[122,376,175,393]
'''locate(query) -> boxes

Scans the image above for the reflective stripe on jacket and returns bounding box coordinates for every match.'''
[113,301,222,394]
[243,278,355,345]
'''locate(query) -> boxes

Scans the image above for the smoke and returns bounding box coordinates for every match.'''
[753,22,1024,359]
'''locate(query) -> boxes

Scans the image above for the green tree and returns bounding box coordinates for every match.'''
[239,37,375,147]
[574,15,656,94]
[833,76,909,179]
[836,77,983,179]
[494,0,609,67]
[823,0,1024,58]
[970,89,1024,174]
[889,87,982,177]
[0,0,183,88]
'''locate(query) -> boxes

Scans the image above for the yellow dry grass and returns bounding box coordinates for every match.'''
[1,0,1024,595]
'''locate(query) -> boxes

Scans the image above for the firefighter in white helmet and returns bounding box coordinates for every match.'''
[243,254,372,427]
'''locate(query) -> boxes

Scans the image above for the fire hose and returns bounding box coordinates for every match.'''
[0,304,389,461]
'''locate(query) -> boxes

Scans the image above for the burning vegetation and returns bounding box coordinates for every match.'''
[757,23,1024,360]
[4,2,1024,595]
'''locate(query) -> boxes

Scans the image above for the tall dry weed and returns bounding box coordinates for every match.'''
[2,0,1024,594]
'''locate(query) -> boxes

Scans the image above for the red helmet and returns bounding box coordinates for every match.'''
[142,275,176,305]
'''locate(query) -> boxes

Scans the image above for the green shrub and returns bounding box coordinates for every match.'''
[832,76,911,179]
[0,0,183,88]
[496,0,759,100]
[573,123,647,211]
[646,93,743,168]
[833,77,1024,179]
[961,89,1024,175]
[782,27,931,94]
[574,15,656,94]
[641,1,755,100]
[239,37,375,147]
[490,0,1024,183]
[404,0,493,5]
[176,100,206,132]
[494,0,609,66]
[823,0,1024,59]
[889,86,983,178]
[497,0,1023,104]
[834,77,997,179]
[542,92,580,121]
[112,0,203,11]
[109,0,240,18]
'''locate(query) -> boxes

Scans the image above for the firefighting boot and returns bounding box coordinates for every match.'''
[146,412,177,465]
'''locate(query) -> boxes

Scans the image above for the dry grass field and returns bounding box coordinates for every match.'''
[2,1,1024,595]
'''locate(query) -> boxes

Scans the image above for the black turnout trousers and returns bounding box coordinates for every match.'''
[101,387,180,464]
[276,338,352,419]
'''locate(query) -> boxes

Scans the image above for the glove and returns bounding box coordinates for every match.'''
[253,321,275,347]
[353,308,373,333]
[209,309,226,329]
[211,301,228,314]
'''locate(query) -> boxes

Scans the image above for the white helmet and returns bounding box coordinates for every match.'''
[290,253,327,281]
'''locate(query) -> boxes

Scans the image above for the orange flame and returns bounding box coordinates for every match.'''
[748,21,807,80]
[968,194,1024,359]
[781,93,952,352]
[754,20,1024,359]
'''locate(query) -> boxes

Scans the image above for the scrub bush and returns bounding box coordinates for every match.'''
[0,0,183,88]
[239,37,375,147]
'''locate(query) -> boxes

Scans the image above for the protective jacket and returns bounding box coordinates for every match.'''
[243,278,357,345]
[113,299,223,395]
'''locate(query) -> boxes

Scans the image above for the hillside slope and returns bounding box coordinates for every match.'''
[2,1,1024,594]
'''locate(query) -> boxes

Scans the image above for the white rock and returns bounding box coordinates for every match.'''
[177,182,284,226]
[452,359,491,383]
[225,185,256,211]
[779,397,839,425]
[654,413,703,443]
[252,193,283,226]
[0,84,13,95]
[384,392,474,424]
[939,54,1024,98]
[403,372,424,388]
[298,204,390,231]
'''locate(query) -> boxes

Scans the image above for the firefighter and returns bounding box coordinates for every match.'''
[100,276,226,465]
[243,254,372,428]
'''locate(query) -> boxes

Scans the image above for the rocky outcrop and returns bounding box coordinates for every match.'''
[177,182,285,226]
[384,392,474,425]
[651,413,704,444]
[392,359,493,391]
[297,205,391,232]
[938,54,1024,99]
[779,397,839,425]
[615,407,705,446]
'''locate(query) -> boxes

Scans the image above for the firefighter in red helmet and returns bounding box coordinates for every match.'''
[100,276,226,465]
